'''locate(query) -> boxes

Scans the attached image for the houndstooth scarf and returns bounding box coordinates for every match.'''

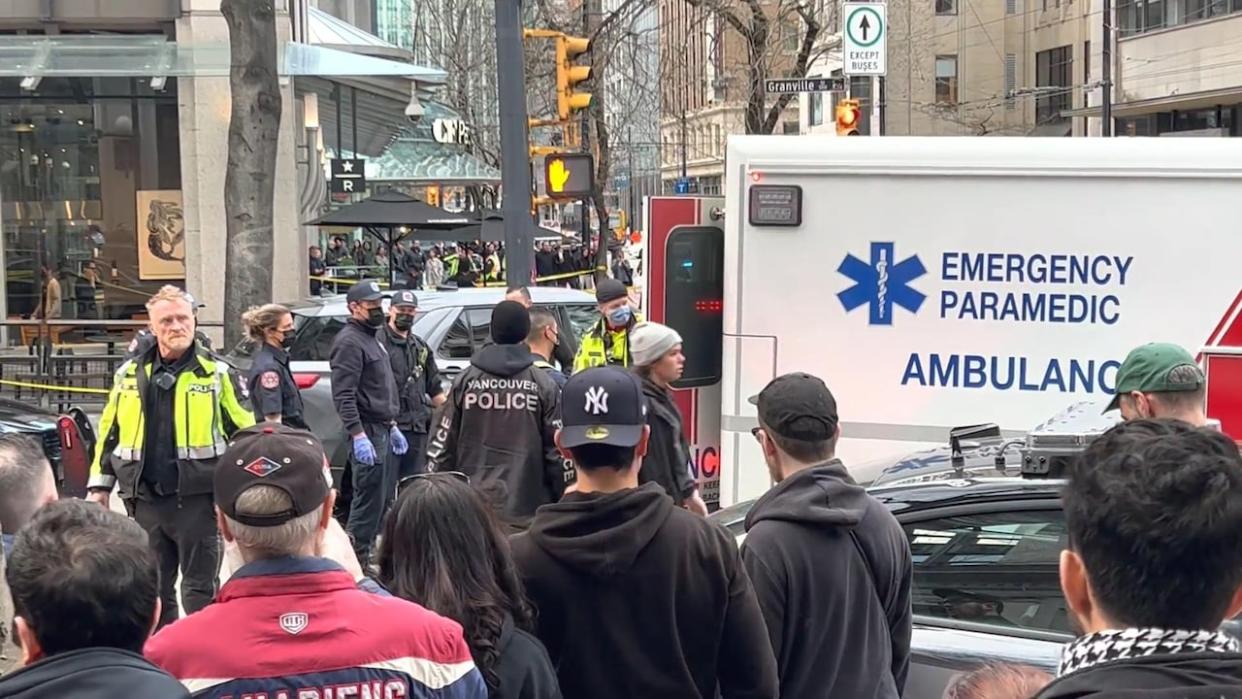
[1059,627,1241,677]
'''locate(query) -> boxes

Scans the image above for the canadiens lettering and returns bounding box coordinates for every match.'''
[219,681,408,699]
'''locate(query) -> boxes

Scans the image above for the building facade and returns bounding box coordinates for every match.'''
[829,0,1242,138]
[0,0,445,334]
[657,0,809,193]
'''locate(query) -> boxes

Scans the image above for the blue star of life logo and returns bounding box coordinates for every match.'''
[837,242,927,326]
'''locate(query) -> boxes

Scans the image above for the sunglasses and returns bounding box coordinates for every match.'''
[397,470,470,494]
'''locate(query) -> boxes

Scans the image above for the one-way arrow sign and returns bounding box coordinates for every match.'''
[843,2,886,76]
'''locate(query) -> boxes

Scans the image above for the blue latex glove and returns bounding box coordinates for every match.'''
[352,434,377,465]
[390,426,409,455]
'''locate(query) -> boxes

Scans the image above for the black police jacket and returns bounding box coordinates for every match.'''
[379,325,442,433]
[427,343,568,522]
[248,343,307,429]
[329,319,399,434]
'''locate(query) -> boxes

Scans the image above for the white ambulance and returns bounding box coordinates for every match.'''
[645,137,1242,508]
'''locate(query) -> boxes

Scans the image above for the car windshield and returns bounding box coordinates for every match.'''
[229,309,429,363]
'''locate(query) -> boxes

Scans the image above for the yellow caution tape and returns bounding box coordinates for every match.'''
[0,378,111,395]
[483,267,607,287]
[309,276,391,289]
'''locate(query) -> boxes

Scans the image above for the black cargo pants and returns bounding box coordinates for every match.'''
[130,493,220,629]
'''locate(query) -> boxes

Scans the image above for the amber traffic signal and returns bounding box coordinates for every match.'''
[836,98,861,136]
[557,35,593,121]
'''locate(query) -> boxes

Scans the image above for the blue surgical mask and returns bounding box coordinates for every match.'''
[608,305,632,326]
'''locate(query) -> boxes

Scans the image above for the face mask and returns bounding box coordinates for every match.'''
[394,314,415,332]
[607,305,632,326]
[279,331,295,349]
[365,306,386,328]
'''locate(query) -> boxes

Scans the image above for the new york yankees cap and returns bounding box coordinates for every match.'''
[560,366,648,448]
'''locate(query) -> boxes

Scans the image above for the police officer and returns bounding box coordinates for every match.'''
[427,300,564,525]
[86,285,255,629]
[329,279,407,564]
[242,303,307,429]
[379,290,445,481]
[124,291,215,360]
[573,278,639,372]
[526,307,567,389]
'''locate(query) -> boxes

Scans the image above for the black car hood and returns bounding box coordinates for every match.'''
[0,397,58,431]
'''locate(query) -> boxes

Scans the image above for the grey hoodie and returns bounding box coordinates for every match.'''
[741,459,914,699]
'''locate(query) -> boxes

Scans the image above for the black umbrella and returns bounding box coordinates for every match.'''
[306,191,472,229]
[447,210,563,243]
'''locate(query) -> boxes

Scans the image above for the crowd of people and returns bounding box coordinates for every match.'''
[0,275,1241,699]
[309,237,613,295]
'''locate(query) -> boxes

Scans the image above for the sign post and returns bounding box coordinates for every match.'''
[843,2,887,77]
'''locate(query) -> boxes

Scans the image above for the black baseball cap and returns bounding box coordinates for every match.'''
[215,424,333,527]
[595,279,628,304]
[346,279,385,304]
[560,366,647,448]
[391,290,419,308]
[750,372,839,441]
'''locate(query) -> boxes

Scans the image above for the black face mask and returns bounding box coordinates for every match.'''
[365,306,386,328]
[394,314,415,332]
[279,331,296,349]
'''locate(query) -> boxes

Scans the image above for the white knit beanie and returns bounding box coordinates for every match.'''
[629,322,683,367]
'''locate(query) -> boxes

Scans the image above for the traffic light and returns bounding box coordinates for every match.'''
[544,153,594,198]
[836,98,861,136]
[425,185,440,207]
[556,35,593,121]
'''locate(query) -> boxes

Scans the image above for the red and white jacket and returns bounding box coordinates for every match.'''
[145,557,487,699]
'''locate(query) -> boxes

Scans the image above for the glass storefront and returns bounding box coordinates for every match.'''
[0,76,182,329]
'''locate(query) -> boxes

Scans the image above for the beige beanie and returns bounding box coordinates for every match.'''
[629,322,683,367]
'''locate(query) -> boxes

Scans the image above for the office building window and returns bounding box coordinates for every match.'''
[1004,54,1017,109]
[1007,0,1018,13]
[1035,46,1072,125]
[810,91,824,126]
[936,0,957,14]
[935,55,958,105]
[1118,0,1242,35]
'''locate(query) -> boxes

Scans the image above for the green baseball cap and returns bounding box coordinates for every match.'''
[1105,342,1204,412]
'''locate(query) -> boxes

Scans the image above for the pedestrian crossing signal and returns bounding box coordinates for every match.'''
[836,98,861,136]
[544,153,594,198]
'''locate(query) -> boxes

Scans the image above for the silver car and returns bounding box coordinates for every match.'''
[227,287,599,471]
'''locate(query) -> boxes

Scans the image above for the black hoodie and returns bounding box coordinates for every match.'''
[1037,651,1242,698]
[741,460,913,699]
[510,483,778,699]
[0,647,189,699]
[639,376,697,505]
[427,343,567,522]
